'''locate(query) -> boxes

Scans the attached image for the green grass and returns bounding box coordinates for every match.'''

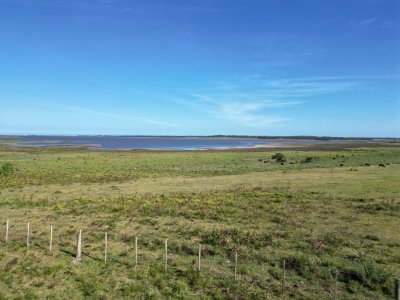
[0,146,399,299]
[1,146,399,188]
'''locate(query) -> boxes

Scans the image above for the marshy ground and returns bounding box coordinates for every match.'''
[0,144,399,299]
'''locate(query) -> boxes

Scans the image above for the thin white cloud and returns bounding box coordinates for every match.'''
[175,74,378,128]
[22,98,179,128]
[64,105,179,127]
[261,77,361,98]
[177,93,299,128]
[382,20,400,29]
[249,34,326,68]
[218,101,289,127]
[351,18,400,29]
[206,75,365,100]
[360,18,378,26]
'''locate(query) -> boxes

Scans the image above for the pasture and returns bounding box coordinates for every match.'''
[0,145,399,299]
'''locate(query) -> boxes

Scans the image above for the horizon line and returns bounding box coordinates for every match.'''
[0,134,398,140]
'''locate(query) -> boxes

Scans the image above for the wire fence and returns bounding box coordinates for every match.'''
[2,218,400,299]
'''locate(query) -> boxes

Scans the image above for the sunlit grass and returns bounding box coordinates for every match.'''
[0,146,399,299]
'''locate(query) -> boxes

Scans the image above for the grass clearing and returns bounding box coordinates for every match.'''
[0,145,399,299]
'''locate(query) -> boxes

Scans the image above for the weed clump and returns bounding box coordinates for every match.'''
[343,260,392,295]
[285,253,318,278]
[302,156,314,163]
[321,232,345,247]
[271,153,286,163]
[0,162,15,176]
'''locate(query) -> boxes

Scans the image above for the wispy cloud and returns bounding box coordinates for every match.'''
[382,20,400,29]
[249,34,326,67]
[177,94,294,127]
[351,17,400,29]
[63,104,180,127]
[217,101,290,127]
[0,0,222,16]
[350,18,378,26]
[24,99,179,127]
[360,18,379,26]
[174,75,374,128]
[261,77,361,98]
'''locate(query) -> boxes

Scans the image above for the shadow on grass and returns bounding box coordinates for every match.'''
[57,247,133,267]
[2,239,134,268]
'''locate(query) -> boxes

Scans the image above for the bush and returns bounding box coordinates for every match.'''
[285,253,314,277]
[202,228,241,246]
[0,162,15,176]
[357,261,391,289]
[322,232,344,247]
[302,156,314,163]
[166,280,189,299]
[203,229,221,245]
[271,153,286,163]
[343,260,392,293]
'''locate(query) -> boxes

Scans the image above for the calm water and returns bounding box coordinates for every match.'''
[2,136,349,150]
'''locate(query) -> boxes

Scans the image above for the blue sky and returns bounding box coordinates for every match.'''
[0,0,399,137]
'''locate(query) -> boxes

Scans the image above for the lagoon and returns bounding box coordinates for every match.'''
[1,135,352,150]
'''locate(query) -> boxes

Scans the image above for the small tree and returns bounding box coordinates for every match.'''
[271,153,286,163]
[0,162,15,177]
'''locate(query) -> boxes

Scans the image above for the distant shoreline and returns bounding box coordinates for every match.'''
[0,134,398,140]
[0,135,398,152]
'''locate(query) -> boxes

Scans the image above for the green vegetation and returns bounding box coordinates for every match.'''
[0,145,399,299]
[271,152,286,163]
[0,162,15,177]
[0,146,399,188]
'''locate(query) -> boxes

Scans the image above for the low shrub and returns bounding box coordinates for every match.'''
[0,162,15,176]
[271,153,286,163]
[343,260,392,294]
[302,156,314,163]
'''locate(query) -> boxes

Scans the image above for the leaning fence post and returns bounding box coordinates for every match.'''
[76,230,82,261]
[49,225,53,252]
[164,239,168,272]
[135,236,138,269]
[198,244,201,272]
[5,219,9,243]
[395,279,400,300]
[234,250,238,281]
[281,259,286,295]
[333,269,339,300]
[104,233,108,263]
[26,222,30,247]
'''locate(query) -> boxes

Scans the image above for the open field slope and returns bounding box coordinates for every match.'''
[0,145,399,299]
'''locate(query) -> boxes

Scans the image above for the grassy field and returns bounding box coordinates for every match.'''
[0,145,399,299]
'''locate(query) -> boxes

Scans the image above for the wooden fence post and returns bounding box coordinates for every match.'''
[164,239,168,271]
[135,236,138,269]
[5,219,9,243]
[104,233,108,263]
[26,222,30,247]
[395,279,400,300]
[49,225,53,252]
[234,250,238,281]
[198,244,201,272]
[76,230,82,261]
[281,259,286,295]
